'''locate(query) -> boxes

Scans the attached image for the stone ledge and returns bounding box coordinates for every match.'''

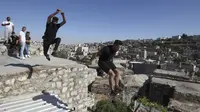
[0,56,97,112]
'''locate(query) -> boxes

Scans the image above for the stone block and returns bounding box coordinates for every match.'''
[28,87,34,92]
[69,78,74,82]
[0,82,3,87]
[39,73,48,78]
[5,79,15,86]
[17,76,27,82]
[62,82,68,87]
[23,81,30,85]
[53,77,59,81]
[68,98,73,103]
[78,67,84,71]
[62,87,68,93]
[51,72,57,76]
[71,91,77,96]
[57,70,65,75]
[56,82,62,88]
[78,104,84,110]
[0,95,4,98]
[66,92,70,98]
[69,82,74,87]
[4,87,11,93]
[64,68,71,73]
[39,70,46,73]
[71,67,78,72]
[52,82,56,88]
[0,90,2,93]
[69,87,73,91]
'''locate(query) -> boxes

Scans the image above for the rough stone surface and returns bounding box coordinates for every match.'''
[0,44,7,55]
[168,99,200,112]
[0,56,97,112]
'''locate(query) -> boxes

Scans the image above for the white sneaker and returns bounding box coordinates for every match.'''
[20,57,25,60]
[27,55,31,58]
[25,55,28,58]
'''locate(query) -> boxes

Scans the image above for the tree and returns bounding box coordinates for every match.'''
[181,33,188,39]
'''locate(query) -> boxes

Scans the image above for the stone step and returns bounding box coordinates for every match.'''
[0,94,69,112]
[0,99,44,111]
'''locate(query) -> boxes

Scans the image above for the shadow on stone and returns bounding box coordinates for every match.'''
[4,63,40,79]
[32,91,68,110]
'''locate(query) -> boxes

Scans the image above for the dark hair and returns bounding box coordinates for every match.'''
[52,16,59,21]
[7,17,10,19]
[26,31,30,34]
[114,40,123,45]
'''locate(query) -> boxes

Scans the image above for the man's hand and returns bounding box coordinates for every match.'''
[56,9,61,13]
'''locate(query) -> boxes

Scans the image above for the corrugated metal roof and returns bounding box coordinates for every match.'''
[0,93,70,112]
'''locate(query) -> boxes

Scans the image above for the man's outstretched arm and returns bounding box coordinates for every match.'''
[59,12,66,26]
[47,9,61,23]
[1,22,10,26]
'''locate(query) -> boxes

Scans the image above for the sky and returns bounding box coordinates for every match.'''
[0,0,200,44]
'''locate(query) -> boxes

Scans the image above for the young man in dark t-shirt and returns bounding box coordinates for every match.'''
[91,40,123,95]
[25,31,31,58]
[42,9,66,61]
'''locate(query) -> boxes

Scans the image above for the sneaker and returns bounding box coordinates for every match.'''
[51,52,57,57]
[110,90,118,96]
[115,86,123,93]
[25,55,28,58]
[27,55,31,58]
[45,54,50,61]
[20,57,25,60]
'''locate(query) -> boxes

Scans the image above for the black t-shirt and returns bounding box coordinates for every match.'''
[26,36,31,45]
[10,35,19,45]
[44,22,61,40]
[99,45,116,61]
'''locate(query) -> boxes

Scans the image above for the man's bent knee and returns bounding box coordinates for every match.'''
[107,69,115,77]
[113,69,120,74]
[56,37,61,42]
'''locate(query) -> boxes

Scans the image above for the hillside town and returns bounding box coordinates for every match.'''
[0,33,200,111]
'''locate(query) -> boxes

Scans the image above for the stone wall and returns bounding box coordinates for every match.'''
[0,65,97,112]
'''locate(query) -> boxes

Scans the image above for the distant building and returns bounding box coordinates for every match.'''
[172,35,181,40]
[75,46,89,56]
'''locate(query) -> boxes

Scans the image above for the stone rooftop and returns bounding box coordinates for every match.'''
[0,56,85,75]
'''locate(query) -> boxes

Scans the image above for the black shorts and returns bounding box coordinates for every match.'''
[98,61,116,74]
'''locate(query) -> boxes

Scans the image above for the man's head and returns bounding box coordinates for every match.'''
[112,40,123,52]
[22,26,26,32]
[26,31,30,36]
[52,16,59,24]
[6,17,11,21]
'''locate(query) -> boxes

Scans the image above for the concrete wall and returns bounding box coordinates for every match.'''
[0,65,97,112]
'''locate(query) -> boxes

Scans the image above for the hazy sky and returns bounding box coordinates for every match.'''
[0,0,200,44]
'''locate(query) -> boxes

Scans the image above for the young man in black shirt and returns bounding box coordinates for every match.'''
[42,9,66,61]
[91,40,123,95]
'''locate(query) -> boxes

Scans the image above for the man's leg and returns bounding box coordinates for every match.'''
[108,61,123,92]
[107,70,116,92]
[20,42,25,59]
[43,39,51,61]
[51,37,61,56]
[113,69,121,89]
[98,61,116,95]
[27,45,30,57]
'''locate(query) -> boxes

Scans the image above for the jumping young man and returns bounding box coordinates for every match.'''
[42,9,66,61]
[90,40,123,95]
